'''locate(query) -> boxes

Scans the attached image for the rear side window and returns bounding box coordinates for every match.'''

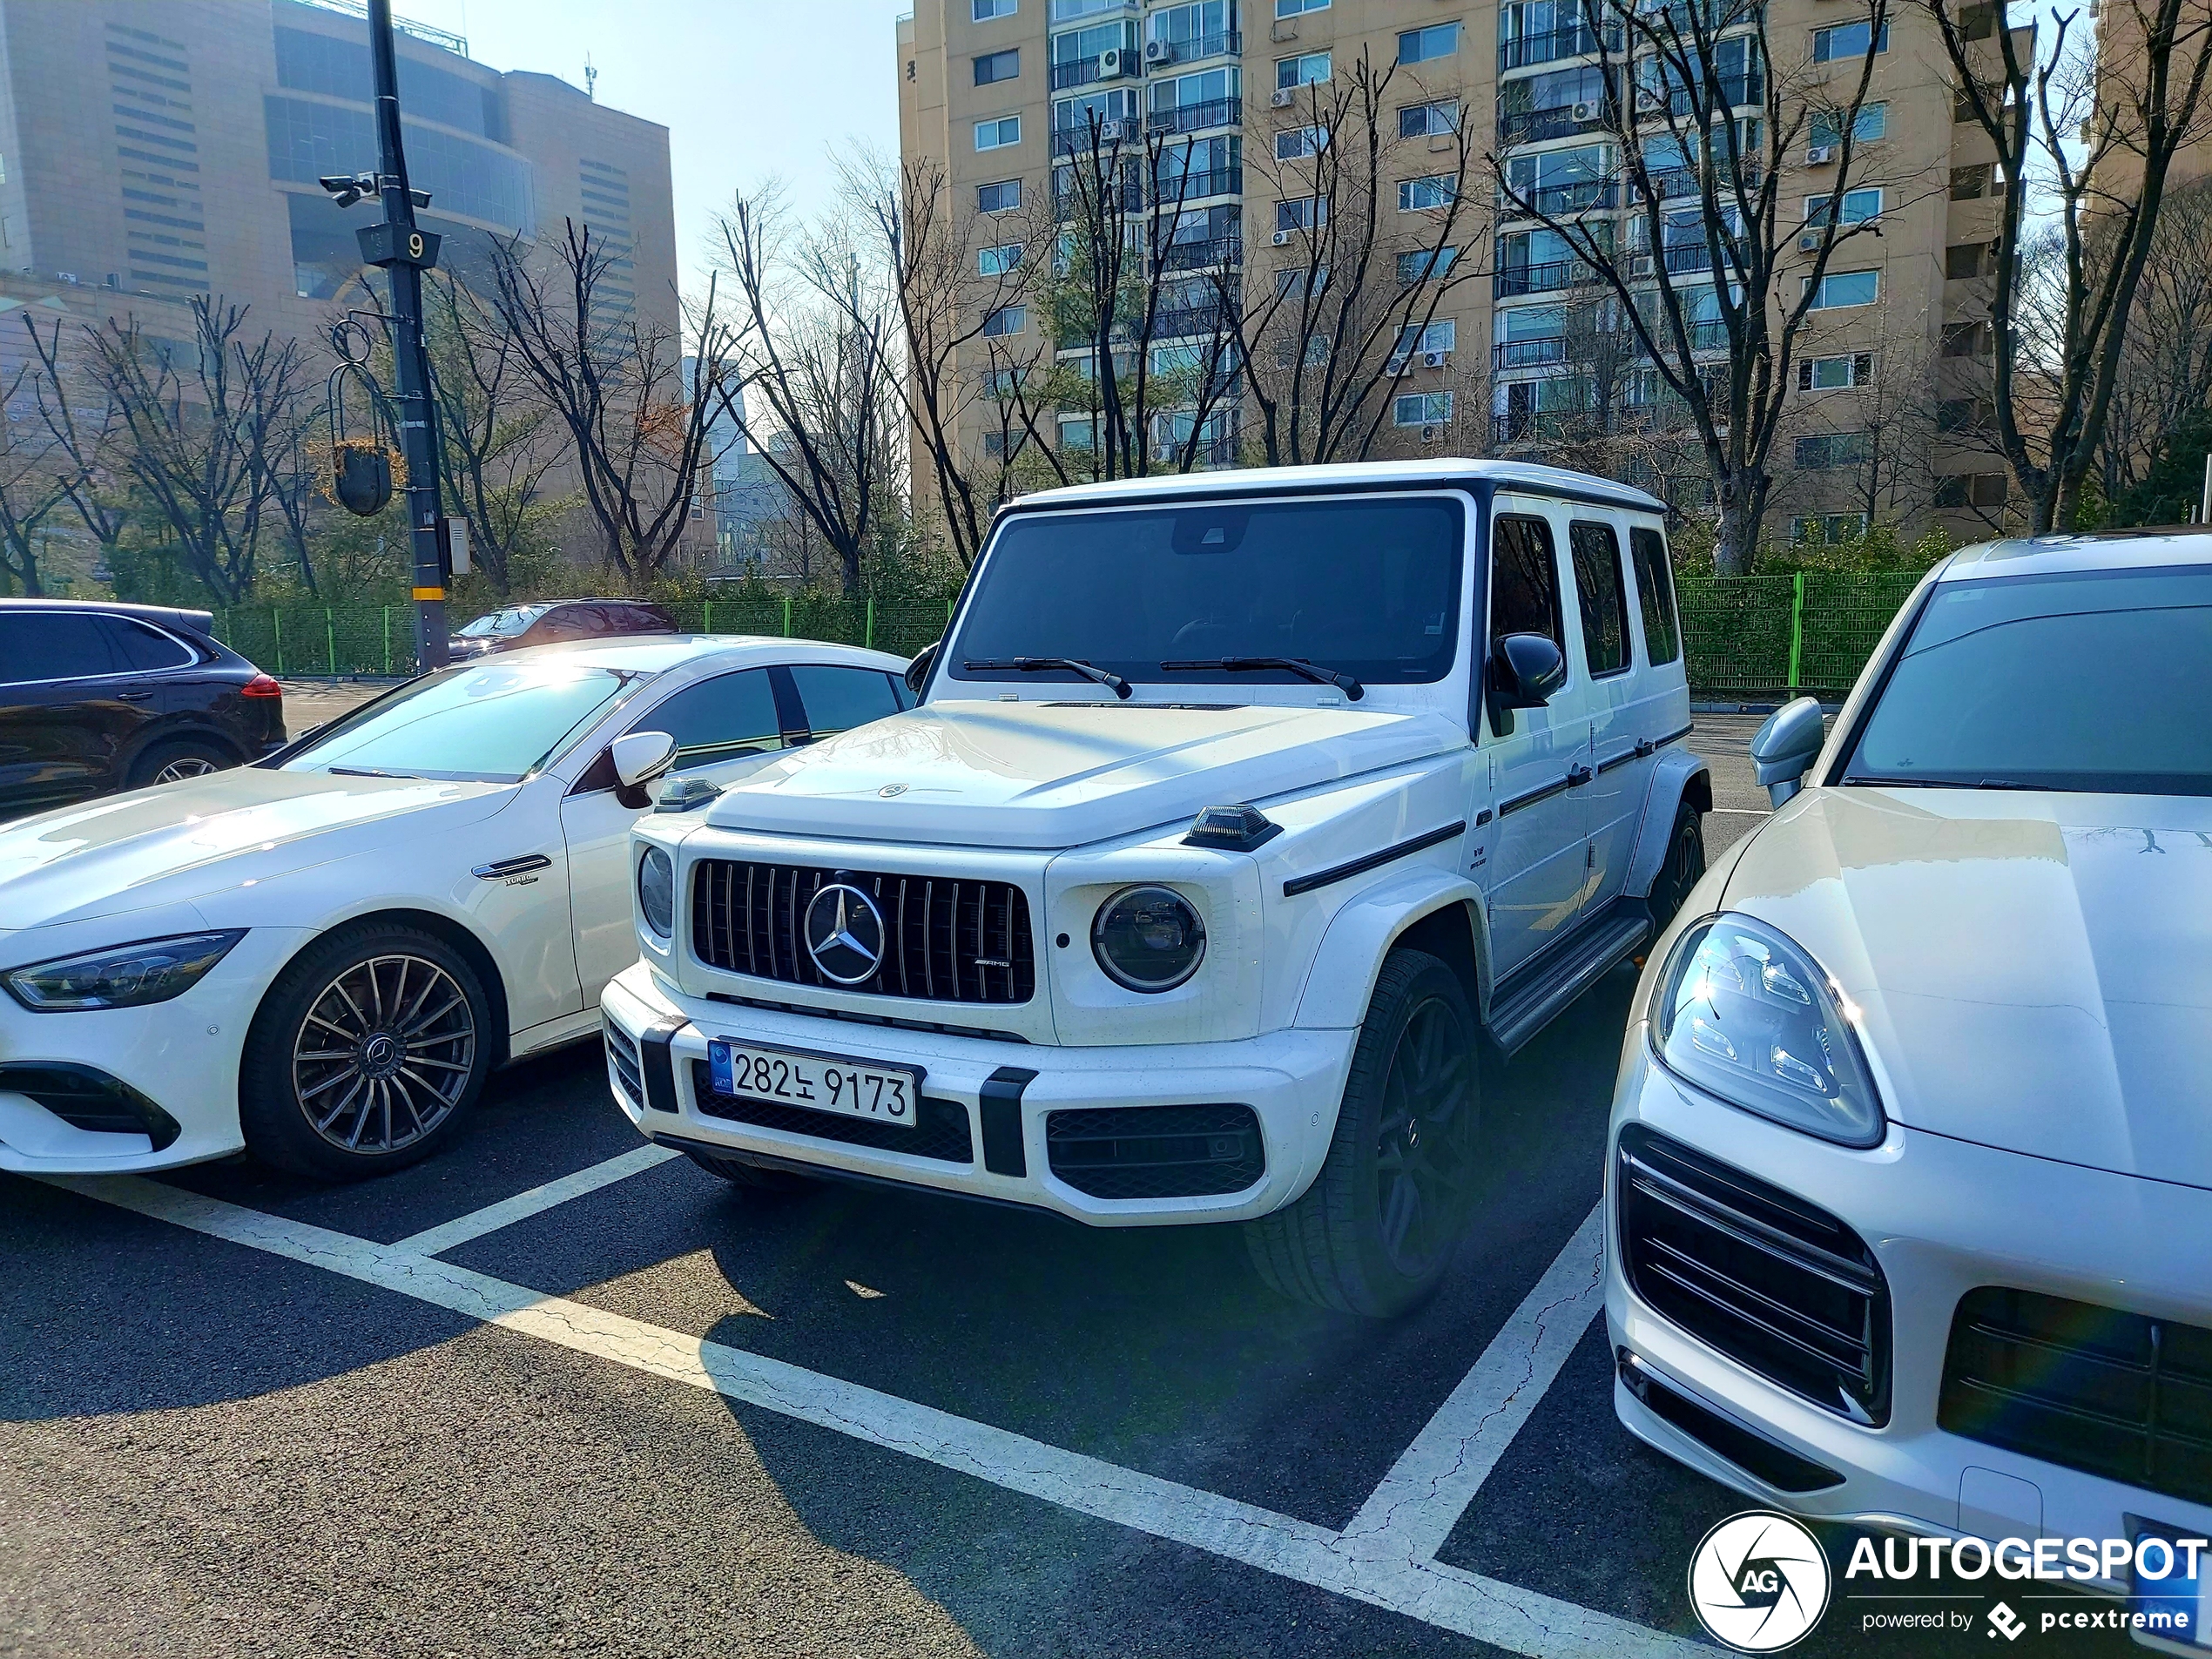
[791,665,901,739]
[0,612,120,682]
[1489,516,1564,651]
[641,669,781,766]
[1569,522,1630,678]
[1630,528,1681,664]
[109,618,195,671]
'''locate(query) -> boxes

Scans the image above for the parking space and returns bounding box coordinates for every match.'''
[9,718,2138,1657]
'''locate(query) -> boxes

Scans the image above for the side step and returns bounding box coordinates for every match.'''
[1487,902,1652,1055]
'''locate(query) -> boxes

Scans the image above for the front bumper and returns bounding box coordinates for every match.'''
[0,927,307,1173]
[601,961,1358,1226]
[1605,1028,2212,1581]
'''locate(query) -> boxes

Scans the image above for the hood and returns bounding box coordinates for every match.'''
[0,767,517,931]
[704,699,1463,849]
[1723,786,2212,1190]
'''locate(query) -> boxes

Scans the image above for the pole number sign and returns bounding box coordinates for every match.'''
[355,224,442,270]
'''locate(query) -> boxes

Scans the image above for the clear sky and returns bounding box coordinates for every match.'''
[395,0,908,293]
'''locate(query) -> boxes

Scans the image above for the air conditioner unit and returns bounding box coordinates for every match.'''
[1271,227,1295,245]
[1144,37,1173,64]
[1387,352,1412,375]
[1420,423,1442,442]
[1806,143,1836,165]
[1634,87,1663,113]
[1270,86,1298,107]
[1422,348,1448,368]
[1100,48,1125,78]
[1099,118,1126,140]
[1571,99,1600,122]
[1628,252,1654,276]
[1798,231,1823,251]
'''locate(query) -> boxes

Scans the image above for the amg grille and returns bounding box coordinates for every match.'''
[1939,1287,2212,1507]
[604,1022,644,1110]
[689,1059,974,1164]
[1046,1104,1264,1199]
[1617,1124,1891,1425]
[691,860,1035,1006]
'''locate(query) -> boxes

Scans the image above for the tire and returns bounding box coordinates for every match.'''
[130,736,238,789]
[1245,948,1482,1318]
[682,1148,818,1190]
[239,922,493,1181]
[1647,799,1708,931]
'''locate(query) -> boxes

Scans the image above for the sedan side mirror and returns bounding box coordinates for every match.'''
[611,730,678,788]
[1750,696,1826,807]
[904,639,939,698]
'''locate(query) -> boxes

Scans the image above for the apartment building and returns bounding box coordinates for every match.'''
[0,0,678,361]
[896,0,2021,543]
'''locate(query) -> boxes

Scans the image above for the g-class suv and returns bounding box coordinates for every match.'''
[602,461,1711,1315]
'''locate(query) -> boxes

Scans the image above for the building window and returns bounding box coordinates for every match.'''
[1276,51,1331,88]
[1941,320,1993,357]
[1276,0,1331,16]
[1058,415,1096,451]
[1397,245,1460,284]
[1806,187,1881,226]
[977,178,1023,213]
[974,0,1017,17]
[1935,473,2009,508]
[1797,351,1874,389]
[1398,23,1461,64]
[983,305,1027,336]
[1276,196,1326,230]
[1936,397,1993,432]
[1946,241,1995,280]
[1949,162,2006,199]
[1393,390,1454,425]
[974,49,1021,85]
[1275,262,1331,297]
[1399,101,1460,138]
[1791,513,1870,544]
[1811,102,1886,146]
[1399,174,1457,211]
[1393,317,1457,356]
[1793,431,1872,469]
[974,115,1021,151]
[1804,268,1878,308]
[979,242,1022,275]
[1812,19,1888,61]
[1276,125,1329,159]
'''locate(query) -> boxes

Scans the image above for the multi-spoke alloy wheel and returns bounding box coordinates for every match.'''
[292,954,476,1153]
[153,754,220,783]
[1372,995,1478,1281]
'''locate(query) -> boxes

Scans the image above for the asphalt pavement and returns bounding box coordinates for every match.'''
[5,715,2134,1658]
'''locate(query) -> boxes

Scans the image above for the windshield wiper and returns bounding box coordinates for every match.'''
[1844,774,2049,792]
[325,765,418,779]
[962,657,1133,699]
[1159,656,1365,701]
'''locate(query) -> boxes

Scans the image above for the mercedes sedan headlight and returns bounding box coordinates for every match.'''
[4,930,247,1012]
[1092,885,1206,993]
[1651,914,1885,1147]
[637,846,675,940]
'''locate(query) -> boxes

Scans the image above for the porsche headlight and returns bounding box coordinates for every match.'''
[1091,885,1205,993]
[637,846,675,940]
[4,930,247,1011]
[1651,914,1884,1147]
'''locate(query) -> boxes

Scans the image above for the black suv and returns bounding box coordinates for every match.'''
[0,599,285,817]
[446,598,678,659]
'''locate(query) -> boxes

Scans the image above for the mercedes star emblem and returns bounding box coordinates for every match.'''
[805,881,887,985]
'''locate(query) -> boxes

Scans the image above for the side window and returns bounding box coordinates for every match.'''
[638,669,781,768]
[1489,515,1564,652]
[789,664,901,741]
[1629,527,1682,665]
[1568,522,1630,678]
[1,613,120,682]
[107,618,195,671]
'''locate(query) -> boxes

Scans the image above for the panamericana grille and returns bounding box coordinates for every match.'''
[604,1022,644,1110]
[689,1060,975,1165]
[1617,1125,1892,1425]
[1939,1287,2212,1507]
[691,860,1035,1006]
[1046,1103,1265,1199]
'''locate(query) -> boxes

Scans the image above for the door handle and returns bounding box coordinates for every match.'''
[1566,764,1593,787]
[117,691,154,702]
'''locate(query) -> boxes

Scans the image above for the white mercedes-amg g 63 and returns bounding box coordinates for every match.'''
[602,461,1710,1314]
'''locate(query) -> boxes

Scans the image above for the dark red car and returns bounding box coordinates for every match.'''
[445,598,679,660]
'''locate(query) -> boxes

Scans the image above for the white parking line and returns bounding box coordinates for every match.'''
[1343,1202,1608,1561]
[43,1174,1699,1659]
[1709,807,1770,815]
[390,1144,680,1258]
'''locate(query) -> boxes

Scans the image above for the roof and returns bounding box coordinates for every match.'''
[0,597,214,633]
[1939,528,2212,581]
[493,636,909,672]
[1006,458,1667,516]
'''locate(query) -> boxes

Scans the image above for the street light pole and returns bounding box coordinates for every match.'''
[363,0,448,671]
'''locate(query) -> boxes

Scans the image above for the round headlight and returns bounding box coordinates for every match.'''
[638,846,675,940]
[1651,913,1884,1147]
[1091,885,1206,993]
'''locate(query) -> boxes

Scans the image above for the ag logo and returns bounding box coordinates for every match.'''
[1688,1511,1831,1652]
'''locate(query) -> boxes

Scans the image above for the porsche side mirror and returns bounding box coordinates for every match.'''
[1750,696,1826,807]
[904,640,939,698]
[611,730,678,789]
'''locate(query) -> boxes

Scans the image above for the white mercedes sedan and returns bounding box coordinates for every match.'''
[0,635,909,1180]
[1605,532,2212,1601]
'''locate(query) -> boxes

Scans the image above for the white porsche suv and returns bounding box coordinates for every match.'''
[603,461,1711,1314]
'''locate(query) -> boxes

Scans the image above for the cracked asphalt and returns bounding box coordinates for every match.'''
[6,722,2129,1657]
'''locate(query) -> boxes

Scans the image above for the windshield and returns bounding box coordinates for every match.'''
[455,604,551,638]
[945,495,1465,690]
[1842,565,2212,796]
[283,662,644,783]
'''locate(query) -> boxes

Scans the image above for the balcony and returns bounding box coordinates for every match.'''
[1052,58,1140,91]
[1148,96,1243,137]
[1503,178,1619,218]
[1660,72,1764,113]
[1157,233,1243,271]
[1153,165,1243,202]
[1500,23,1620,70]
[1053,122,1139,157]
[1054,176,1147,219]
[1498,103,1607,145]
[1494,336,1571,369]
[1494,257,1602,296]
[1148,30,1241,66]
[1150,303,1235,338]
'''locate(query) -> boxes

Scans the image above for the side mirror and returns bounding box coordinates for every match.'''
[1750,696,1826,807]
[1490,632,1568,711]
[904,639,939,698]
[611,730,678,788]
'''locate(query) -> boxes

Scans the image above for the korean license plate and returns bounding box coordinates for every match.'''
[707,1039,921,1130]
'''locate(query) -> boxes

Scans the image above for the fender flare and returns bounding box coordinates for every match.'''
[1292,865,1493,1031]
[1622,748,1713,900]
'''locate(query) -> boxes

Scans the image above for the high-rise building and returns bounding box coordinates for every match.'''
[895,0,2020,544]
[0,0,678,359]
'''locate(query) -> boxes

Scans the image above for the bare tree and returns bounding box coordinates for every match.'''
[2095,174,2212,502]
[86,298,314,605]
[1496,0,1898,572]
[422,272,560,593]
[1928,0,2212,530]
[15,314,133,594]
[489,220,735,584]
